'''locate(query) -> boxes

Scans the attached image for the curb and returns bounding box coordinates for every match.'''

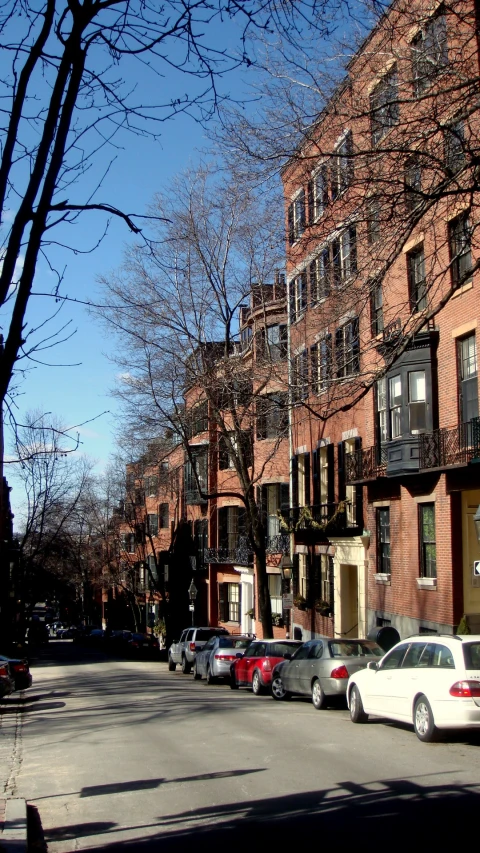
[0,798,27,853]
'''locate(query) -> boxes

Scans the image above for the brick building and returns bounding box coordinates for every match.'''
[282,0,480,638]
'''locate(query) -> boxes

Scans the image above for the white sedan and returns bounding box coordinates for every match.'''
[347,634,480,742]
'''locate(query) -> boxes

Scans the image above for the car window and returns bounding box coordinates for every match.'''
[432,643,455,668]
[196,629,223,641]
[253,643,266,657]
[203,637,217,651]
[186,629,195,641]
[268,643,300,657]
[463,642,480,669]
[232,638,251,649]
[244,643,258,656]
[180,631,187,642]
[380,643,409,670]
[292,644,311,661]
[329,641,379,658]
[402,643,427,668]
[308,643,323,659]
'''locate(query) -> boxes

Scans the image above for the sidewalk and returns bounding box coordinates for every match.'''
[0,697,27,852]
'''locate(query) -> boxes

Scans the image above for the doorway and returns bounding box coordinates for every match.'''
[339,564,359,638]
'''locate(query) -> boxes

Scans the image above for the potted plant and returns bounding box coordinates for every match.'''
[315,599,332,616]
[293,594,307,610]
[273,614,284,627]
[245,608,255,619]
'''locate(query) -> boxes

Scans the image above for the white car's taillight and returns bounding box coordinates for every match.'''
[449,680,480,698]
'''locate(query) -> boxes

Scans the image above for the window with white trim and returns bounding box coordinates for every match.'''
[288,189,306,245]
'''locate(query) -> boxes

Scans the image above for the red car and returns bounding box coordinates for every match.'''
[230,639,302,695]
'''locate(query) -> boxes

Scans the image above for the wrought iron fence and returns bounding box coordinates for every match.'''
[345,445,387,483]
[204,536,253,566]
[420,418,480,470]
[265,534,290,555]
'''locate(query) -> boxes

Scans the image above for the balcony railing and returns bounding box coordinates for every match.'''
[265,533,290,555]
[290,503,360,535]
[420,418,480,470]
[205,536,253,566]
[345,445,387,484]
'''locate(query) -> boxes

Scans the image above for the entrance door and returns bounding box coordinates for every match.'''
[462,490,480,616]
[339,564,358,638]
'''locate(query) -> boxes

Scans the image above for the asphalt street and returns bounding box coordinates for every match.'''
[5,641,480,851]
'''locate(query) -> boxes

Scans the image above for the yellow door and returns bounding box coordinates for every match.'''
[339,564,359,638]
[462,489,480,613]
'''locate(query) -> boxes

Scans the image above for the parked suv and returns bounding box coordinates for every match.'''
[168,627,230,673]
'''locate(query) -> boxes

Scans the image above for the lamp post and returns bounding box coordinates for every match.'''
[188,578,197,626]
[280,555,293,637]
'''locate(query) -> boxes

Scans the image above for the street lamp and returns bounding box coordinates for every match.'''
[188,578,197,626]
[279,555,293,637]
[474,505,480,543]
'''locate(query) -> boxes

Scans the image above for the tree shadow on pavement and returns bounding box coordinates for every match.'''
[44,775,480,852]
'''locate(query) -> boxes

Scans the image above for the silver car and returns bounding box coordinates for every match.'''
[193,635,253,684]
[271,637,383,709]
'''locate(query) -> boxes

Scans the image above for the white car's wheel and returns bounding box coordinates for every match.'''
[414,695,437,742]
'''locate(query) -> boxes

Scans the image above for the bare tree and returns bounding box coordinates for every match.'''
[99,164,290,637]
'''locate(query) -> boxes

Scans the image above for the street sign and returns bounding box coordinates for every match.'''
[282,593,293,611]
[188,604,195,611]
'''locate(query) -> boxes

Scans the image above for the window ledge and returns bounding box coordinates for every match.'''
[452,280,473,299]
[374,573,391,585]
[417,577,437,589]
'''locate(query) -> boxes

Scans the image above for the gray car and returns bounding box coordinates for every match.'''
[193,635,252,683]
[271,637,383,709]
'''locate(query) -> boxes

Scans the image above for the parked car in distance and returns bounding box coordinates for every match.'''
[168,627,230,674]
[347,634,480,742]
[194,635,252,683]
[230,639,302,694]
[0,654,32,690]
[271,638,383,708]
[127,633,160,658]
[0,661,15,697]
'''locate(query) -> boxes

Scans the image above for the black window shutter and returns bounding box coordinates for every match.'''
[299,188,306,230]
[288,203,294,245]
[327,443,335,505]
[238,506,247,539]
[238,584,242,624]
[258,485,267,527]
[218,507,228,549]
[280,324,288,358]
[218,583,227,622]
[312,449,320,506]
[338,442,346,502]
[304,453,311,506]
[292,456,299,507]
[256,398,266,440]
[354,436,364,528]
[280,483,290,522]
[292,554,300,597]
[349,226,357,274]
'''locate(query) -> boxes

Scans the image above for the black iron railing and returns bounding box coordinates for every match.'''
[265,534,290,555]
[345,445,387,483]
[289,502,360,534]
[420,418,480,470]
[205,536,253,566]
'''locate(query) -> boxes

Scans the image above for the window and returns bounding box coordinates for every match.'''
[144,475,158,496]
[367,197,381,244]
[335,317,360,378]
[340,226,357,280]
[265,324,288,361]
[159,503,169,529]
[184,447,208,504]
[121,532,136,553]
[331,132,353,200]
[402,642,427,668]
[412,10,448,96]
[408,246,427,312]
[256,393,288,440]
[288,189,306,245]
[419,503,436,578]
[370,281,384,335]
[289,272,307,322]
[227,584,240,622]
[190,401,208,436]
[219,582,241,622]
[308,164,329,221]
[449,213,472,289]
[377,508,391,574]
[409,370,427,432]
[268,574,283,615]
[444,120,465,173]
[404,156,422,212]
[380,643,408,670]
[457,334,478,424]
[370,66,399,145]
[240,325,253,352]
[299,553,308,599]
[311,335,333,395]
[389,375,402,438]
[218,506,246,552]
[293,349,309,402]
[147,513,158,537]
[309,249,331,303]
